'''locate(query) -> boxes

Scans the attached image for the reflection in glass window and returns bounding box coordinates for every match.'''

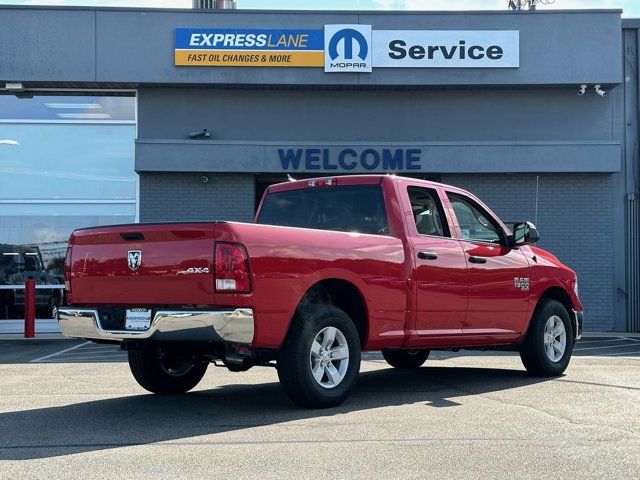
[448,193,502,244]
[0,95,135,122]
[0,94,136,320]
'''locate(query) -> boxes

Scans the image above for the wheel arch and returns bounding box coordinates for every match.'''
[538,286,574,315]
[287,278,369,347]
[528,285,578,340]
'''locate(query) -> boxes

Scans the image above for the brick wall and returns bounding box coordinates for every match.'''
[140,173,255,223]
[441,173,614,332]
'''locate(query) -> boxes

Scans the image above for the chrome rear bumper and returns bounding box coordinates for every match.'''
[58,308,254,344]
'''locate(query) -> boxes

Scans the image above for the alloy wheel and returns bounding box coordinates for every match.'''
[309,326,350,389]
[543,315,567,363]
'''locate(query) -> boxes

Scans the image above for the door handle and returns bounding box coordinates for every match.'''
[469,256,487,264]
[418,251,438,260]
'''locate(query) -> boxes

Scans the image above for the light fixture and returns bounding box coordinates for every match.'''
[189,129,211,139]
[594,85,607,98]
[4,82,23,91]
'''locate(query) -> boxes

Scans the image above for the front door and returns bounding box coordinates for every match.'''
[446,192,531,337]
[405,185,468,338]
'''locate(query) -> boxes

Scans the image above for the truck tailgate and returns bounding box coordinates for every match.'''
[68,223,217,306]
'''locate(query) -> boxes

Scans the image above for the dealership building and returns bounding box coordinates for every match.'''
[1,4,639,332]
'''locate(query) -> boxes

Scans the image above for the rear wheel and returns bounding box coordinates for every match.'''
[520,299,574,376]
[382,349,430,369]
[277,305,361,408]
[128,343,208,394]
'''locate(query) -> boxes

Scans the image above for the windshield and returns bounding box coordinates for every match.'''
[257,184,388,235]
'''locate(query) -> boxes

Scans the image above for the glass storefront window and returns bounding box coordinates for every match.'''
[0,94,136,321]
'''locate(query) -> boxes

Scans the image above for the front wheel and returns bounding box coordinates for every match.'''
[519,299,574,376]
[382,349,430,369]
[277,305,361,408]
[128,343,208,394]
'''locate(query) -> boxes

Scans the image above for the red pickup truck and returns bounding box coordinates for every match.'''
[59,175,583,408]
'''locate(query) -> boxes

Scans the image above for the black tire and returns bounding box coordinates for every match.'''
[277,305,361,408]
[382,349,430,369]
[128,343,208,394]
[520,299,574,376]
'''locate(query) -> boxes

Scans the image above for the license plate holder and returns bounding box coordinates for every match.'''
[124,308,152,331]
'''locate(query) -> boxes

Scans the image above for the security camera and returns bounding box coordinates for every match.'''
[594,85,607,98]
[189,128,211,139]
[578,84,587,96]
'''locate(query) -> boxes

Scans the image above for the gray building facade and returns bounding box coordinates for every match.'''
[1,5,639,332]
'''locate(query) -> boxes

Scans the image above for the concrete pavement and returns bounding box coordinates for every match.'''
[0,338,638,479]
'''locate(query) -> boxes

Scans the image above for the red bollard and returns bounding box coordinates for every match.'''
[24,279,35,338]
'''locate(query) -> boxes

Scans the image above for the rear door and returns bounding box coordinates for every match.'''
[403,183,468,338]
[445,191,530,337]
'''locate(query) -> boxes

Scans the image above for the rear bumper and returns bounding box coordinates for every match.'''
[58,308,254,344]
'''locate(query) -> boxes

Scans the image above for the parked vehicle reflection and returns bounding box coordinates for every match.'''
[0,244,65,320]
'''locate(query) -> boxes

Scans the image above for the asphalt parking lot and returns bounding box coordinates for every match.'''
[1,336,639,479]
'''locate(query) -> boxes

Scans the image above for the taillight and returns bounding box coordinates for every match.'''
[64,246,73,303]
[214,242,251,293]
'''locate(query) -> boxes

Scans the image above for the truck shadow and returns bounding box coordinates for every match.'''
[0,365,551,461]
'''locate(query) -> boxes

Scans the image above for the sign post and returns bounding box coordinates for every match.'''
[24,279,35,338]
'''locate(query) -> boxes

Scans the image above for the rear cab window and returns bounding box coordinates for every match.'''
[257,184,388,235]
[407,186,450,237]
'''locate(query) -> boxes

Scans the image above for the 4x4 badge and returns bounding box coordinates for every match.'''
[128,250,142,271]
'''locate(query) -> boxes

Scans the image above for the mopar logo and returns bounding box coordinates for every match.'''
[328,28,368,61]
[324,25,372,73]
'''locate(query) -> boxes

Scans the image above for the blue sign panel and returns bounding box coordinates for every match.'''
[175,28,324,50]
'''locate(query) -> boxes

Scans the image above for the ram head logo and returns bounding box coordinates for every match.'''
[127,250,142,271]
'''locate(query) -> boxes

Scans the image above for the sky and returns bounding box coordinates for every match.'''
[1,0,639,16]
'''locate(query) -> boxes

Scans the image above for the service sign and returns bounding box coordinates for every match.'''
[372,30,520,68]
[174,26,519,70]
[174,28,324,67]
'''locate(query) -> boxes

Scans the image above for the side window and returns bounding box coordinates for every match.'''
[447,193,502,244]
[408,187,449,237]
[24,253,39,271]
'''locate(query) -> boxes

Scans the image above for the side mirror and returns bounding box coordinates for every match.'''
[511,221,540,247]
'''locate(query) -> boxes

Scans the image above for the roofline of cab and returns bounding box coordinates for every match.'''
[266,174,450,194]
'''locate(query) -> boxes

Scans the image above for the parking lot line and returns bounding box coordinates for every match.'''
[598,351,640,357]
[574,342,640,352]
[49,351,124,362]
[579,337,632,343]
[46,349,120,357]
[29,341,91,363]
